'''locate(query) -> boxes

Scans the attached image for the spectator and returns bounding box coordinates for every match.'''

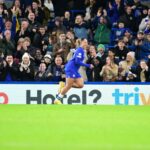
[96,44,107,65]
[0,6,17,38]
[4,54,19,81]
[33,25,49,50]
[18,52,35,81]
[34,48,43,70]
[11,0,22,18]
[107,0,124,25]
[63,11,73,30]
[35,62,52,81]
[27,12,40,36]
[53,33,71,62]
[94,16,111,45]
[118,51,137,81]
[15,19,32,42]
[139,8,150,31]
[0,50,7,80]
[43,53,52,68]
[87,45,102,81]
[47,55,65,81]
[100,56,118,82]
[73,14,89,39]
[119,5,138,32]
[53,16,67,37]
[0,30,15,56]
[111,22,127,45]
[44,0,54,19]
[136,59,150,82]
[132,31,147,60]
[114,39,130,61]
[31,0,45,24]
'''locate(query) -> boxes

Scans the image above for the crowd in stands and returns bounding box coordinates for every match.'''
[0,0,150,82]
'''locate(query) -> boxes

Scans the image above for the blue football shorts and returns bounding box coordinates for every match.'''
[65,70,81,78]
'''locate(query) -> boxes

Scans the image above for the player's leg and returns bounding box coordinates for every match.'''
[54,78,74,104]
[72,78,84,88]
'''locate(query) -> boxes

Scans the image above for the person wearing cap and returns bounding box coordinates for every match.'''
[132,31,147,60]
[43,53,52,68]
[96,44,107,65]
[18,52,35,81]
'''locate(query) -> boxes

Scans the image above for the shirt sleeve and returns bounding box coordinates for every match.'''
[74,49,90,68]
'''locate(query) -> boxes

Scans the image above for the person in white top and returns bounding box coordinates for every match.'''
[139,9,150,31]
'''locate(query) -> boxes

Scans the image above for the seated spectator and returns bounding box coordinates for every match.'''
[46,56,65,82]
[87,45,102,81]
[136,59,150,82]
[114,39,129,61]
[92,57,102,81]
[118,52,138,81]
[94,16,111,45]
[34,49,43,70]
[108,49,119,64]
[18,52,35,81]
[4,54,19,81]
[35,62,52,81]
[43,53,52,68]
[96,44,107,65]
[100,56,118,82]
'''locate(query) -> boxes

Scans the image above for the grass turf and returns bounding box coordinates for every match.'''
[0,105,150,150]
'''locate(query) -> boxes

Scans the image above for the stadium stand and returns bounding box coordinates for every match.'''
[0,0,150,82]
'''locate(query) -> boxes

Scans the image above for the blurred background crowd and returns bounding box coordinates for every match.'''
[0,0,150,82]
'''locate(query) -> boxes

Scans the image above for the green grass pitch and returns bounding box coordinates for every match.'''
[0,105,150,150]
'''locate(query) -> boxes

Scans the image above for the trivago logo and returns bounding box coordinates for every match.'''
[112,87,150,105]
[0,92,9,104]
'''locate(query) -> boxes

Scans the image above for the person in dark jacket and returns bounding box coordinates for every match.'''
[4,54,19,81]
[18,52,35,81]
[119,5,138,32]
